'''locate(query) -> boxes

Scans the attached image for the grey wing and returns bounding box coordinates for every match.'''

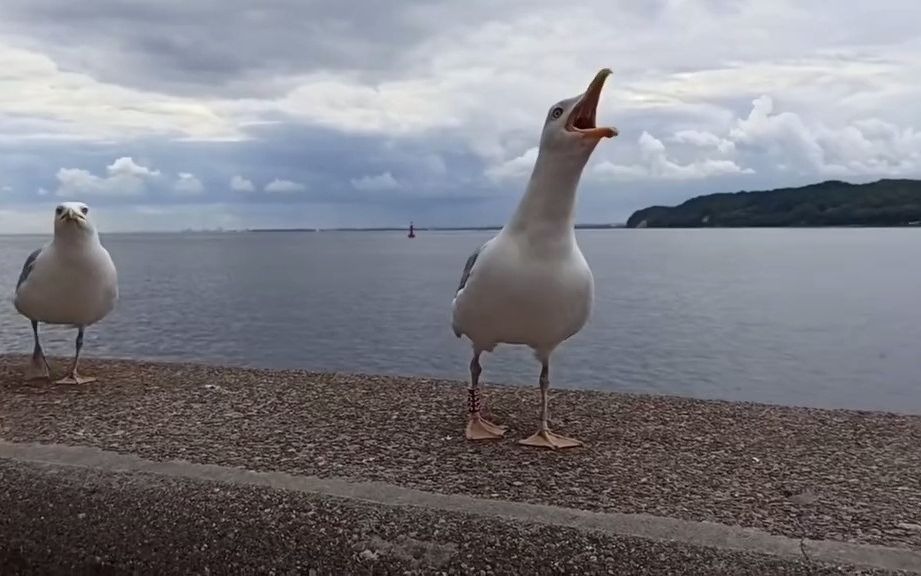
[16,248,43,291]
[452,242,486,338]
[456,243,485,294]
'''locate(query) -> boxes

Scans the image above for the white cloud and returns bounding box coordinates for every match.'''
[595,132,752,181]
[350,171,401,192]
[173,172,204,195]
[669,130,736,154]
[1,1,921,230]
[262,3,921,176]
[276,74,462,137]
[0,43,243,142]
[264,178,306,193]
[596,93,921,182]
[729,95,827,171]
[230,175,256,193]
[730,95,921,176]
[108,157,159,178]
[55,156,161,197]
[1,185,11,193]
[591,162,648,180]
[1,3,919,159]
[485,147,538,182]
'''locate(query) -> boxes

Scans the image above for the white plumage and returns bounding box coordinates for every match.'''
[452,68,618,449]
[13,201,118,384]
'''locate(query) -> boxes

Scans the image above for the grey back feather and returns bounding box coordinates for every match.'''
[16,248,42,291]
[453,242,487,338]
[456,243,484,294]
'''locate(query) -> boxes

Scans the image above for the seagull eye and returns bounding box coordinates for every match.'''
[81,206,88,215]
[550,107,564,120]
[55,207,63,215]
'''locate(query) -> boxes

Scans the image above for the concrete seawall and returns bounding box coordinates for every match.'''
[2,356,920,574]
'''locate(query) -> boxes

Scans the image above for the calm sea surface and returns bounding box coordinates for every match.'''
[1,229,919,413]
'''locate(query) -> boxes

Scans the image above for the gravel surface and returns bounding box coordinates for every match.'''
[2,355,921,551]
[0,459,906,575]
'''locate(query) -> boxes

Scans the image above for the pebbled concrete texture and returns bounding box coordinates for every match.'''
[4,356,921,551]
[2,357,921,574]
[0,458,904,576]
[0,442,919,575]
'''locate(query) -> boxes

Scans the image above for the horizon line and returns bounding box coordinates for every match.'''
[0,223,627,236]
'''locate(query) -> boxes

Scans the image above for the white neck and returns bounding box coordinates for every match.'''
[505,148,590,241]
[53,227,100,252]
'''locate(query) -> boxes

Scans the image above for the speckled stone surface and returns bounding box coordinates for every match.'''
[0,459,908,575]
[2,355,920,554]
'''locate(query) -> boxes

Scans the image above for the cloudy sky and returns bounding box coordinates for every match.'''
[0,0,919,232]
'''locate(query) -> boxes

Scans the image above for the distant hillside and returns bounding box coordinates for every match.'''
[626,179,921,228]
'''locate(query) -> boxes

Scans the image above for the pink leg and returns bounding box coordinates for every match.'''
[519,359,582,449]
[54,327,97,385]
[465,353,507,440]
[25,320,51,381]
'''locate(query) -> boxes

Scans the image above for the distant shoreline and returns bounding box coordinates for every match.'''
[0,225,622,236]
[627,178,921,228]
[7,223,921,236]
[246,223,626,233]
[8,223,921,236]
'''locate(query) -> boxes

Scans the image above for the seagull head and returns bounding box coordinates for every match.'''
[538,68,618,159]
[53,201,97,240]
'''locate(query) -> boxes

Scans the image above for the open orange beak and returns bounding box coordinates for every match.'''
[566,68,618,139]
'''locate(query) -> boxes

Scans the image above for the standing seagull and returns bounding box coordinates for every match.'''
[13,201,119,384]
[452,68,618,449]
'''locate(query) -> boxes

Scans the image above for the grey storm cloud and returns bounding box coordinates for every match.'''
[0,0,538,96]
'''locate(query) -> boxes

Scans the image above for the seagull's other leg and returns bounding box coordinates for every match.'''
[55,326,96,385]
[465,351,508,441]
[519,357,583,449]
[25,320,51,381]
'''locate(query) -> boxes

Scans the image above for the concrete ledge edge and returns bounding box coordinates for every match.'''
[1,439,918,573]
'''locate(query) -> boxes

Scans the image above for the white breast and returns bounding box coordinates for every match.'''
[14,243,119,327]
[452,230,594,354]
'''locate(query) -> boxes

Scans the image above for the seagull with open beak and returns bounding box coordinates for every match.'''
[451,68,619,449]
